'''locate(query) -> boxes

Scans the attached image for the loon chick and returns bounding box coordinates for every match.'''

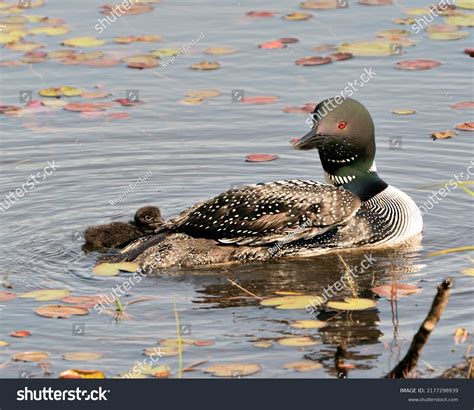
[152,98,422,256]
[83,205,163,251]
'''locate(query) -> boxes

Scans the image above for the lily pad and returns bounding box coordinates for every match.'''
[283,361,323,371]
[260,295,323,309]
[300,1,343,9]
[372,283,422,300]
[204,363,262,377]
[456,0,474,9]
[28,25,69,35]
[461,267,474,276]
[451,101,474,110]
[253,341,273,348]
[295,56,332,66]
[246,11,277,17]
[0,291,16,301]
[63,352,103,361]
[431,130,457,140]
[204,47,238,55]
[338,40,396,56]
[13,352,49,362]
[327,298,376,311]
[114,35,162,43]
[395,59,442,70]
[259,40,286,49]
[10,330,31,337]
[186,89,221,99]
[241,95,279,104]
[283,12,313,20]
[277,336,318,347]
[428,31,469,40]
[19,289,70,301]
[245,154,279,162]
[289,320,326,329]
[64,102,113,112]
[62,37,106,47]
[446,13,474,26]
[150,48,180,57]
[35,305,89,318]
[59,369,105,379]
[392,108,416,115]
[92,262,138,276]
[189,61,220,70]
[455,122,474,131]
[0,341,10,347]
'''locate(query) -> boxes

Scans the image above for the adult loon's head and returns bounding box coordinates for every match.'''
[293,97,387,200]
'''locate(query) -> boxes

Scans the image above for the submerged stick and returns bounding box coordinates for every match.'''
[386,278,453,379]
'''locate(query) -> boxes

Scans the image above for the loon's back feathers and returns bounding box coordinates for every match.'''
[160,180,361,246]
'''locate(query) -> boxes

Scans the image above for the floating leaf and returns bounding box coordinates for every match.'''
[278,37,299,44]
[150,48,180,57]
[59,369,105,379]
[260,295,322,310]
[283,361,323,371]
[290,320,326,329]
[253,341,273,348]
[5,41,43,52]
[124,55,159,69]
[81,91,111,99]
[327,298,376,311]
[392,108,416,115]
[114,35,162,43]
[185,89,221,99]
[405,8,429,16]
[0,341,10,347]
[84,58,120,67]
[0,291,16,301]
[10,330,31,338]
[428,31,469,41]
[143,346,182,357]
[99,3,153,16]
[451,101,474,110]
[189,61,220,70]
[338,40,395,56]
[193,339,215,347]
[378,29,410,38]
[455,122,474,132]
[19,289,70,301]
[283,12,313,20]
[160,338,196,346]
[393,17,416,25]
[329,52,353,61]
[431,130,457,140]
[277,336,318,347]
[35,305,89,318]
[21,51,47,64]
[0,105,21,113]
[259,40,286,49]
[246,11,277,17]
[446,14,474,26]
[454,328,469,344]
[204,47,238,55]
[426,24,460,33]
[107,112,130,120]
[461,267,474,276]
[92,262,138,276]
[39,86,83,98]
[427,246,474,257]
[282,103,316,113]
[395,59,442,70]
[241,95,279,104]
[62,36,106,47]
[245,154,279,162]
[63,352,103,361]
[456,0,474,9]
[28,25,69,35]
[295,56,332,66]
[372,283,422,300]
[204,363,262,377]
[114,98,144,106]
[41,98,67,107]
[180,97,204,105]
[13,352,49,362]
[300,1,343,9]
[0,32,23,43]
[64,102,113,112]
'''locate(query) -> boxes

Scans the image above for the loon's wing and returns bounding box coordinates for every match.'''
[162,180,361,246]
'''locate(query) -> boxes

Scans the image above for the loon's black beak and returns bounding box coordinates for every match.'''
[292,127,328,151]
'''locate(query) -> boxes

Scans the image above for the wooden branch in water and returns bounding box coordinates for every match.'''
[386,278,453,379]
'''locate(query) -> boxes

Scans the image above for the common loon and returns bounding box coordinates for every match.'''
[83,205,164,251]
[112,98,423,269]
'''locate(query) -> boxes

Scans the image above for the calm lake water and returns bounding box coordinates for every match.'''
[0,0,473,378]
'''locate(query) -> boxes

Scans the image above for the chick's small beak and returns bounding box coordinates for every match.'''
[292,127,326,151]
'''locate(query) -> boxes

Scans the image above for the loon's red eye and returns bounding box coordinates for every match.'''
[338,121,348,130]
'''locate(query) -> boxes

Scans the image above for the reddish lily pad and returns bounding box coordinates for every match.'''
[0,291,16,301]
[295,56,332,66]
[11,330,31,338]
[395,59,442,70]
[64,102,113,112]
[278,37,299,44]
[328,52,353,61]
[451,101,474,110]
[114,98,144,106]
[189,61,220,70]
[246,154,279,162]
[83,59,120,67]
[283,103,316,113]
[455,122,474,132]
[259,40,286,49]
[35,305,89,318]
[372,283,422,300]
[246,11,277,17]
[13,352,49,362]
[241,95,279,104]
